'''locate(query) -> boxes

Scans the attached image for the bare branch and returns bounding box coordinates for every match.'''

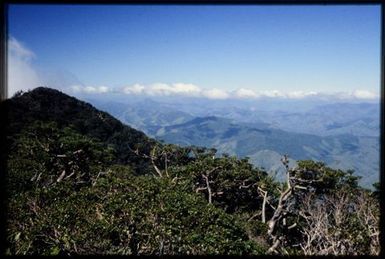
[202,174,212,204]
[56,170,66,182]
[195,187,207,193]
[288,223,297,229]
[257,186,268,223]
[151,146,163,177]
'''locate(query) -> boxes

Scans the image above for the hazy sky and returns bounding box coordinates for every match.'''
[8,4,381,99]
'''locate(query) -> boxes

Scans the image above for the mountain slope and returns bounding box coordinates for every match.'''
[2,88,272,255]
[87,98,194,135]
[1,87,158,174]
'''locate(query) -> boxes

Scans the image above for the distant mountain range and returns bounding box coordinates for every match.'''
[89,98,379,188]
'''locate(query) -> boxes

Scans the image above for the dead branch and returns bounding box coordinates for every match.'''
[257,186,268,223]
[56,170,66,182]
[195,187,207,193]
[151,146,163,177]
[92,171,103,186]
[164,153,169,177]
[202,174,212,204]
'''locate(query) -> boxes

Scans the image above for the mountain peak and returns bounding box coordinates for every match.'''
[2,87,157,173]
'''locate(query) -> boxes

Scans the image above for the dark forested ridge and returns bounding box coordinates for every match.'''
[1,87,159,174]
[1,88,380,255]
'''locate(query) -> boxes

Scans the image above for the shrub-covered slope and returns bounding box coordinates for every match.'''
[1,87,159,174]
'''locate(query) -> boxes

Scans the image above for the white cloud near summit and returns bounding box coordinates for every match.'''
[8,37,42,97]
[71,85,111,94]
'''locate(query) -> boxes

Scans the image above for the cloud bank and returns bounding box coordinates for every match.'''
[8,37,43,97]
[71,82,379,101]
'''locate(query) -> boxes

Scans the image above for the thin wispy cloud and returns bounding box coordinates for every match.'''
[8,37,42,97]
[9,37,36,60]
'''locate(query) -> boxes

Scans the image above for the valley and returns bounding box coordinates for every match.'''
[89,97,379,188]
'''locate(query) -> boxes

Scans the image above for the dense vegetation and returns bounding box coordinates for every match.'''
[1,88,380,255]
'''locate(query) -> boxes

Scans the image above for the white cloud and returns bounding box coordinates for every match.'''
[328,90,379,100]
[286,90,318,99]
[121,82,203,97]
[171,83,202,95]
[259,90,286,98]
[97,86,110,93]
[202,88,230,99]
[146,83,202,96]
[70,85,110,94]
[123,84,145,94]
[234,88,259,99]
[8,37,42,97]
[146,83,172,96]
[351,90,378,99]
[119,83,378,101]
[70,85,82,93]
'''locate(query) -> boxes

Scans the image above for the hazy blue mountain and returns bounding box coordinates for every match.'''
[252,102,380,137]
[88,97,379,188]
[88,99,193,135]
[153,116,379,188]
[174,101,380,138]
[90,97,379,138]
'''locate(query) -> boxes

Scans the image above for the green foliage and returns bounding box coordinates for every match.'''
[7,121,115,193]
[6,169,266,255]
[296,160,360,192]
[169,149,273,214]
[372,182,380,199]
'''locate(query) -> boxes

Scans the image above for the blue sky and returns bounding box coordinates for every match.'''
[7,4,381,99]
